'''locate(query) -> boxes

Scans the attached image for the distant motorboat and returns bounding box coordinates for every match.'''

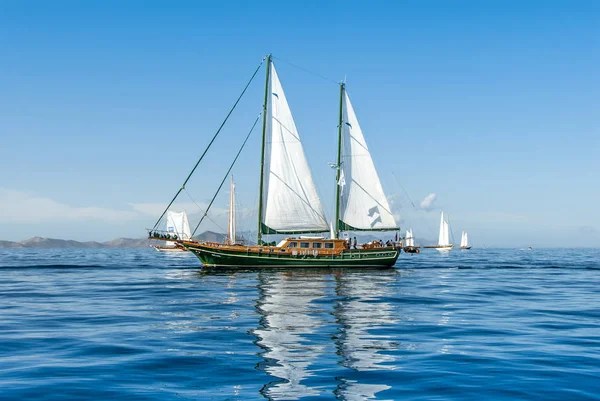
[460,231,472,250]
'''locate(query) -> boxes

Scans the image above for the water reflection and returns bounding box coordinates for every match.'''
[334,271,397,400]
[252,269,398,401]
[254,272,328,399]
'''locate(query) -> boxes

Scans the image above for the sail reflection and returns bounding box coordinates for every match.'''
[334,271,397,400]
[254,272,328,400]
[253,269,398,401]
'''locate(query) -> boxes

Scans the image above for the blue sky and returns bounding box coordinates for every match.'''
[1,1,598,247]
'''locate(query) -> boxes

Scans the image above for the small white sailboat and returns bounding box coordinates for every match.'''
[403,228,420,254]
[406,229,414,247]
[460,231,471,250]
[154,210,191,252]
[434,211,454,252]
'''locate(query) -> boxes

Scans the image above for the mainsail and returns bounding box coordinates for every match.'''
[338,91,398,231]
[438,211,450,246]
[166,210,191,245]
[260,63,329,234]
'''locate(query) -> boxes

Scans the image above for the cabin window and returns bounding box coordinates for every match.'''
[324,242,334,249]
[312,242,322,249]
[287,242,298,248]
[300,242,310,248]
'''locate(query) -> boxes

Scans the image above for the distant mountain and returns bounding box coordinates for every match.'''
[194,231,227,243]
[19,237,106,249]
[0,231,232,249]
[0,236,156,249]
[0,240,21,248]
[0,231,436,248]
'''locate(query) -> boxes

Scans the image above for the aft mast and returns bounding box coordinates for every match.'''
[334,82,345,239]
[257,54,272,245]
[228,176,236,245]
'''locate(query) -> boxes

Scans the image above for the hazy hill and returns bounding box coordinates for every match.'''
[0,231,435,248]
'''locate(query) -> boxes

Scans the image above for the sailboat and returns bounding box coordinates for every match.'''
[460,231,471,250]
[150,55,401,268]
[435,211,454,251]
[403,228,420,254]
[423,211,454,251]
[153,210,191,252]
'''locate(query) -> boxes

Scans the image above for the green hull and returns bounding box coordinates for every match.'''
[183,243,400,269]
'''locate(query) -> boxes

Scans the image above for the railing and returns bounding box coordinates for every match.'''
[147,229,189,241]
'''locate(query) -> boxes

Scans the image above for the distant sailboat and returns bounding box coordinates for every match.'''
[422,211,454,251]
[154,210,191,252]
[460,231,471,250]
[403,228,420,254]
[436,211,453,251]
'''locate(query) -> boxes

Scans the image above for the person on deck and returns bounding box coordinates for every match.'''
[353,237,357,249]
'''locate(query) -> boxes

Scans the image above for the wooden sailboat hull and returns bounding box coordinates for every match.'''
[183,242,401,268]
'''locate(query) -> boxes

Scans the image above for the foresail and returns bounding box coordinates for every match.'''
[261,63,329,234]
[338,92,397,231]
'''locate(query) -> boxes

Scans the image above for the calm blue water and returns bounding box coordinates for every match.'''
[1,248,599,400]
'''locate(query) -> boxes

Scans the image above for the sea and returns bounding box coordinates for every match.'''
[1,248,599,401]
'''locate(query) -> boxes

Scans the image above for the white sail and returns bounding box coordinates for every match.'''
[406,229,414,247]
[261,63,329,234]
[339,92,397,231]
[228,176,236,244]
[438,211,450,246]
[461,232,469,248]
[166,210,191,245]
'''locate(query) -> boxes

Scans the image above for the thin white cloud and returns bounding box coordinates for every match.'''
[129,202,235,218]
[129,202,202,216]
[420,193,437,211]
[0,188,138,223]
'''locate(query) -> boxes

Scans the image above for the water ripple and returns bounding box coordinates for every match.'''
[0,248,599,400]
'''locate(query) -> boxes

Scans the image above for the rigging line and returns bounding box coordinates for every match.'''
[272,55,339,85]
[192,113,262,236]
[391,171,416,209]
[391,170,437,241]
[348,177,397,223]
[183,189,227,234]
[151,56,266,231]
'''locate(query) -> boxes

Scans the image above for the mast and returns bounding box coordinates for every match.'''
[334,82,345,238]
[257,54,271,245]
[229,176,236,245]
